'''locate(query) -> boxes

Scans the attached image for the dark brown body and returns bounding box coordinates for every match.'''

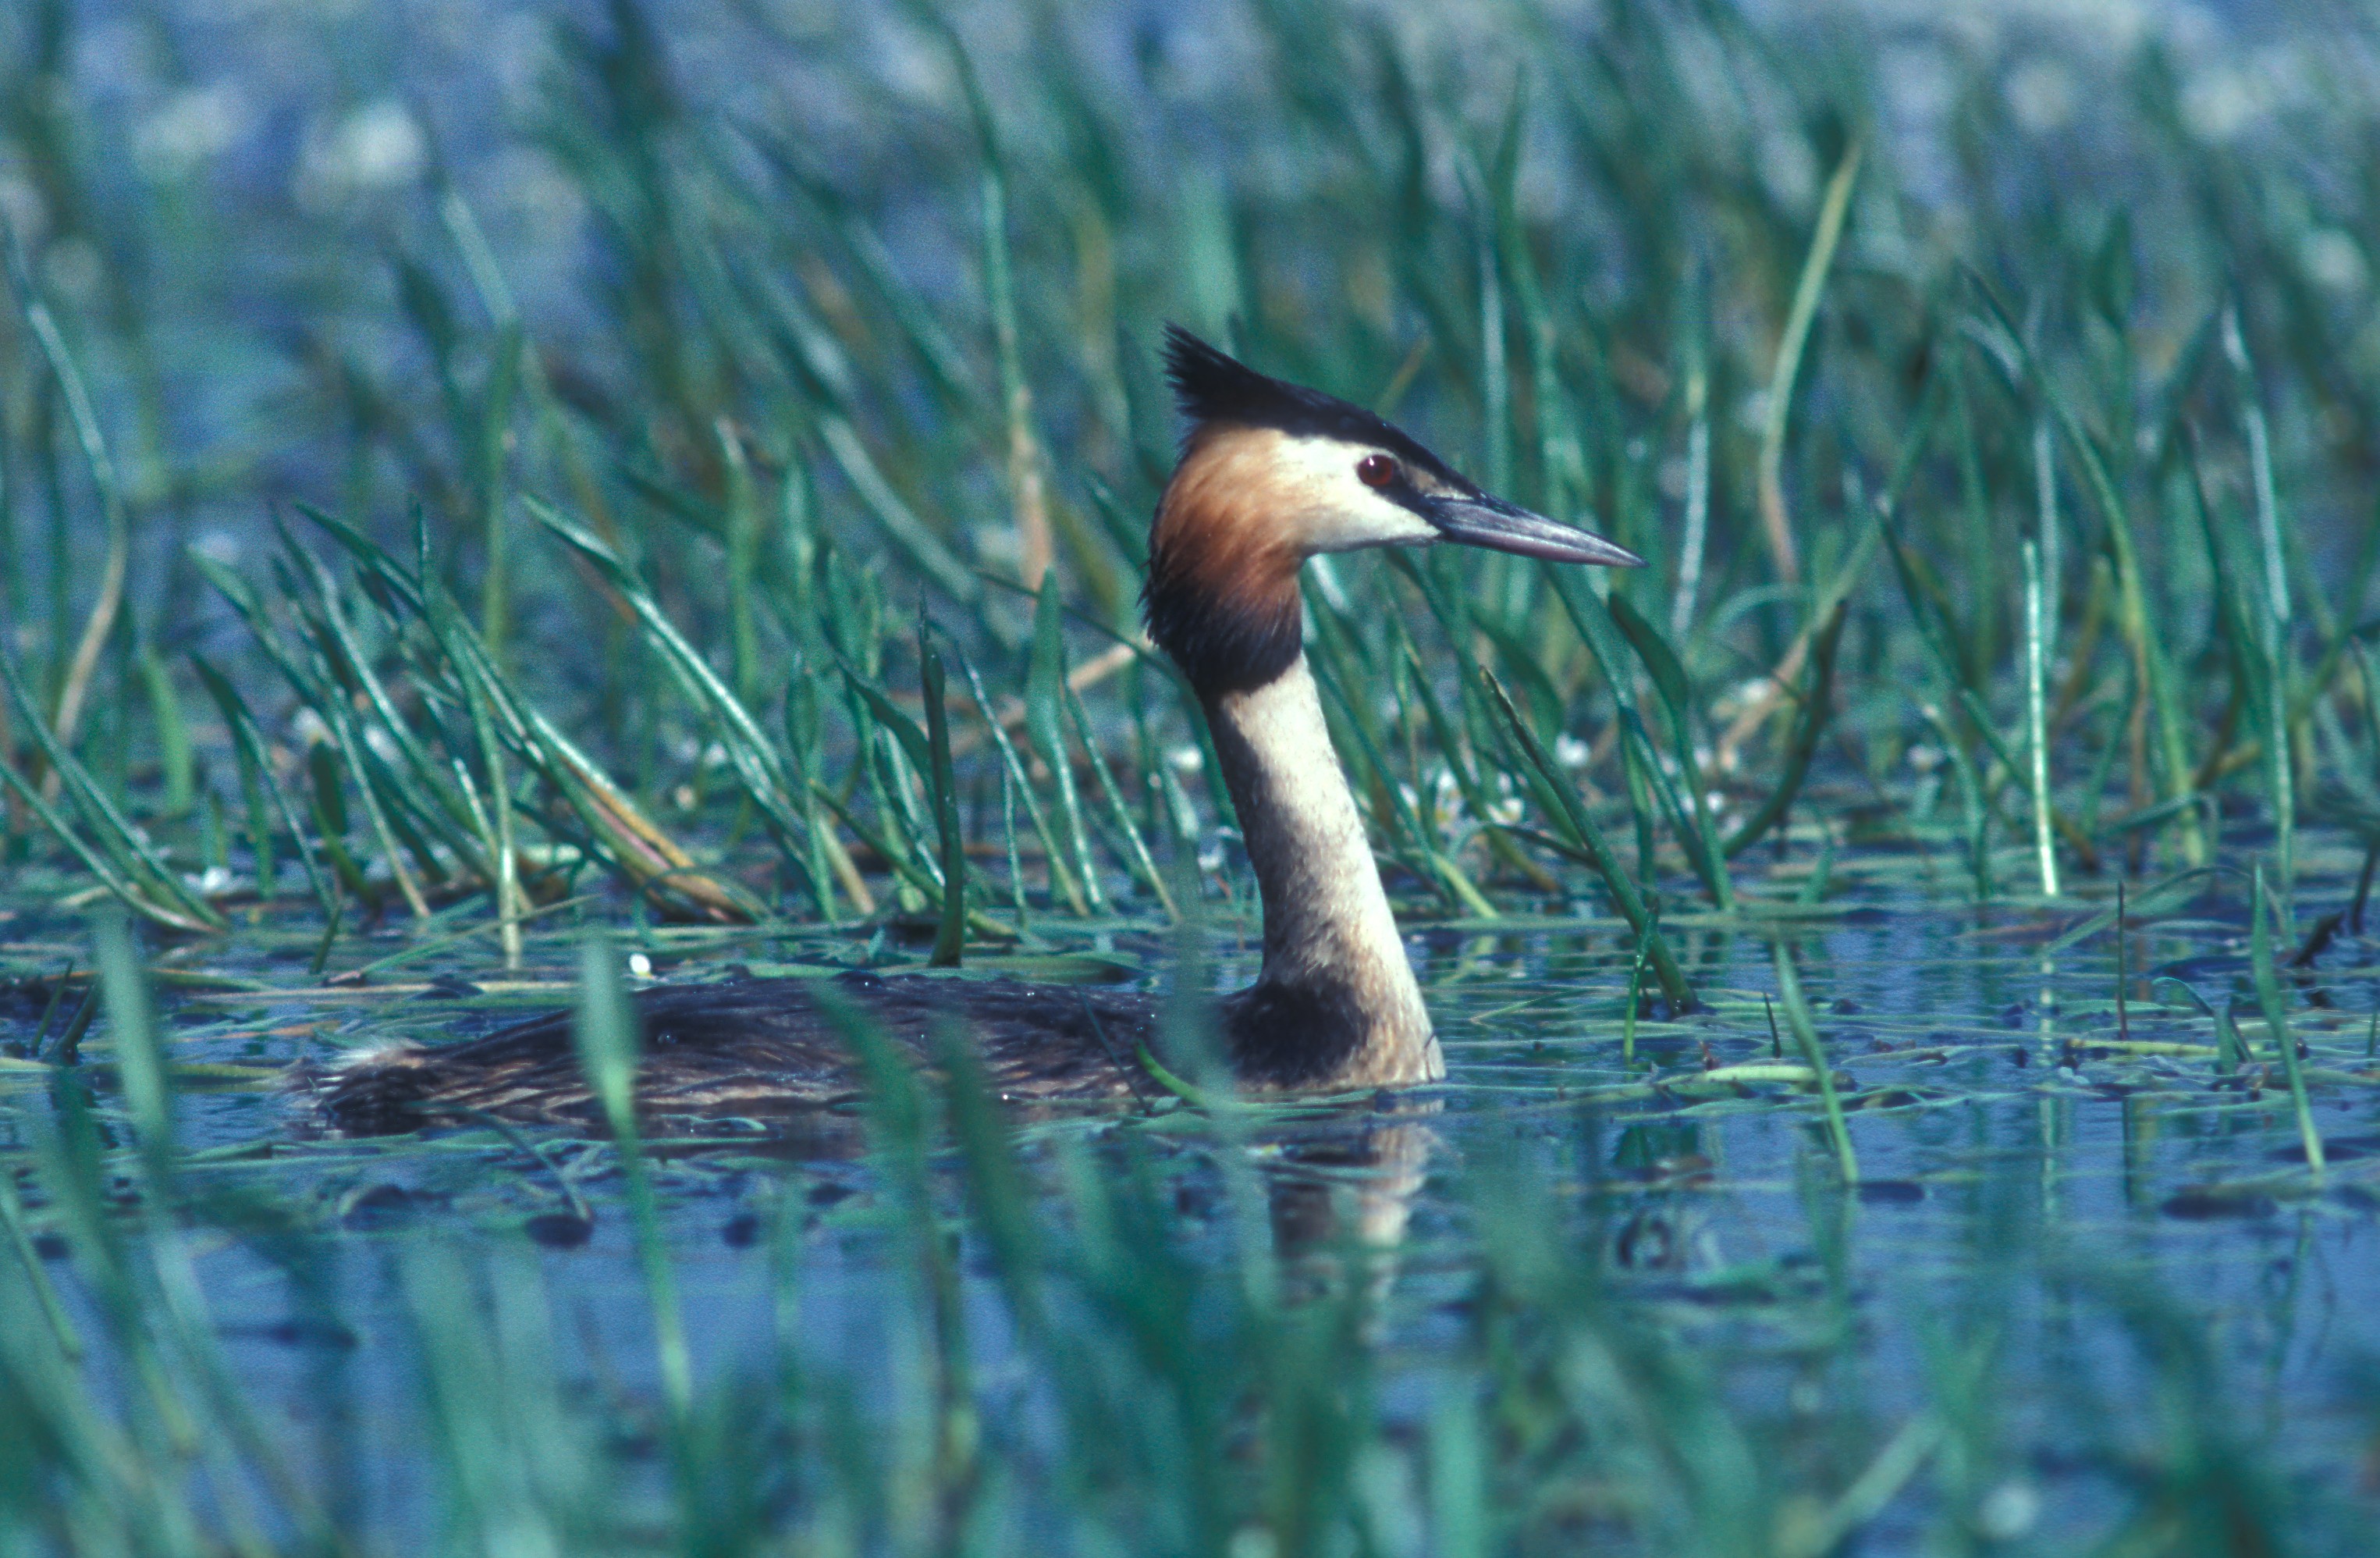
[308,965,1421,1134]
[314,971,1163,1133]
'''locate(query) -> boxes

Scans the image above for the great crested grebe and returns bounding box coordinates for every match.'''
[314,328,1640,1131]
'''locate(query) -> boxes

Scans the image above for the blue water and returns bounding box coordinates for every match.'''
[6,838,2372,1546]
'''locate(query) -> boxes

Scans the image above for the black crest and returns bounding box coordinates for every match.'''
[1160,325,1471,489]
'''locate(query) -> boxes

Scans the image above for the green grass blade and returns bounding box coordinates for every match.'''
[1773,944,1859,1184]
[189,654,335,916]
[1028,575,1106,913]
[1479,671,1692,1009]
[2251,863,2322,1176]
[570,932,692,1416]
[1723,602,1847,859]
[1756,138,1862,585]
[921,626,968,965]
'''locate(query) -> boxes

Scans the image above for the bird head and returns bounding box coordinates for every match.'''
[1146,326,1642,692]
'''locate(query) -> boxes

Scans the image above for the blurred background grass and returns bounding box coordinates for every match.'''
[0,0,2372,938]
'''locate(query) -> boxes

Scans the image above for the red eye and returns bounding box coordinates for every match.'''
[1356,454,1396,488]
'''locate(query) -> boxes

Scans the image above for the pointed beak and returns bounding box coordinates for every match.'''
[1425,494,1644,567]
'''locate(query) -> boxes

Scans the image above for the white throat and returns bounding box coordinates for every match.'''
[1202,655,1442,1087]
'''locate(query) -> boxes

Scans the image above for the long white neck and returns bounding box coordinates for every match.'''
[1202,655,1442,1089]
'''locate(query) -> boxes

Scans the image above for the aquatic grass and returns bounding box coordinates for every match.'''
[1620,905,1655,1066]
[1391,546,1707,914]
[1543,565,1732,905]
[6,870,2380,1549]
[23,34,2364,969]
[29,916,338,1549]
[1721,602,1848,862]
[1063,676,1178,920]
[455,634,529,967]
[0,649,222,934]
[530,497,833,915]
[808,977,979,1536]
[951,646,1085,916]
[280,533,493,886]
[1480,671,1692,1009]
[226,506,766,923]
[1772,944,1859,1186]
[2023,539,2059,898]
[1389,625,1555,894]
[1026,574,1106,916]
[43,983,99,1068]
[1606,590,1732,909]
[570,931,691,1427]
[838,662,1015,944]
[1965,276,2206,866]
[918,624,968,965]
[2,2,2380,1550]
[23,965,75,1058]
[2115,879,2131,1044]
[1754,137,1863,587]
[0,1151,79,1361]
[2186,431,2299,923]
[94,916,173,1182]
[2152,974,2250,1075]
[2250,863,2324,1176]
[944,20,1053,596]
[394,1241,609,1551]
[299,637,434,920]
[5,231,128,764]
[187,655,333,915]
[1917,700,1992,897]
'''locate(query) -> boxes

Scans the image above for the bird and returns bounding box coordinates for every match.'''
[311,326,1641,1133]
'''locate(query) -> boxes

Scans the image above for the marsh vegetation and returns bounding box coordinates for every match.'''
[1,0,2378,1551]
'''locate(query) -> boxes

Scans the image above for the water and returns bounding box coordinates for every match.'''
[5,829,2374,1549]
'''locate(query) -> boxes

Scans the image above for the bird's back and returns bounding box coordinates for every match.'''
[311,969,1163,1133]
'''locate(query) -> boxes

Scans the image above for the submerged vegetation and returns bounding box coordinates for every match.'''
[1,0,2378,1551]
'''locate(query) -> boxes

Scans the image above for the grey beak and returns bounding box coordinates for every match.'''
[1426,495,1644,567]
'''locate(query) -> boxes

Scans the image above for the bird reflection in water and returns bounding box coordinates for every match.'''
[1259,1105,1442,1320]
